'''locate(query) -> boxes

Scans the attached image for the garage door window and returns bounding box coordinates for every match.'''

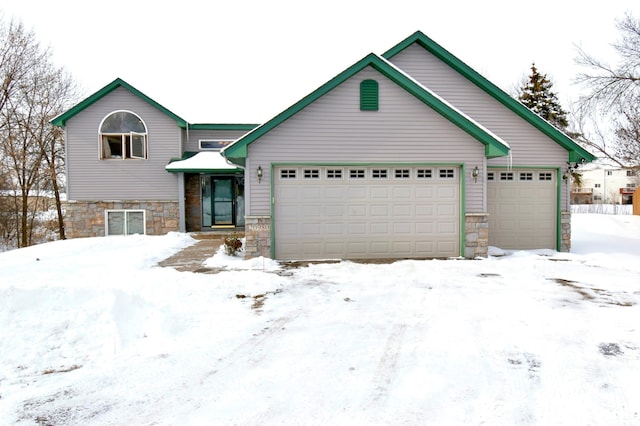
[500,172,514,181]
[350,169,365,179]
[417,169,433,179]
[519,172,533,181]
[372,169,388,179]
[327,169,343,179]
[304,169,320,179]
[487,172,495,181]
[395,169,410,179]
[439,169,455,179]
[539,172,553,181]
[280,169,296,179]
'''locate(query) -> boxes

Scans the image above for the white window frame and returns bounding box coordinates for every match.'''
[105,209,146,236]
[199,139,234,151]
[99,111,148,160]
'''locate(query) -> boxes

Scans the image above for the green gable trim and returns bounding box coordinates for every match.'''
[223,53,509,166]
[51,78,188,128]
[360,79,379,111]
[188,123,259,131]
[383,31,595,163]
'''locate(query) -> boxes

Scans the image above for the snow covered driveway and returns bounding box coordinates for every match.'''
[1,214,640,425]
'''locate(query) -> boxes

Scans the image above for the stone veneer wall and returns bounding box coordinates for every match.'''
[244,216,272,259]
[64,200,179,238]
[465,213,489,259]
[561,211,571,252]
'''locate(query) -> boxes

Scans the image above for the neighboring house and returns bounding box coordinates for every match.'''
[53,30,594,261]
[51,79,257,237]
[572,160,639,204]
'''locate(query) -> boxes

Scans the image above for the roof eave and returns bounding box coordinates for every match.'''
[224,53,510,162]
[383,31,595,163]
[51,78,188,128]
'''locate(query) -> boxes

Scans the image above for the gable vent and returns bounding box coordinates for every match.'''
[360,79,379,111]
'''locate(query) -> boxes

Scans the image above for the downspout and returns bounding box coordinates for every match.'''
[178,122,189,233]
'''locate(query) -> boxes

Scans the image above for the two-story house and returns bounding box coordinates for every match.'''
[572,160,639,204]
[52,31,594,260]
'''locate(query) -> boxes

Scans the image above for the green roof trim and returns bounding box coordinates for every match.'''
[223,53,510,166]
[188,123,259,130]
[383,31,595,163]
[51,78,188,128]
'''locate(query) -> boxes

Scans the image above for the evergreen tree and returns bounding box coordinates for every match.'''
[518,63,569,130]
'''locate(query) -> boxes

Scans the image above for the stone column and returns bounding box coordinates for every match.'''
[244,216,272,258]
[465,213,489,259]
[561,211,571,252]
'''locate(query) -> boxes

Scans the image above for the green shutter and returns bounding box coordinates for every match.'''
[360,79,378,111]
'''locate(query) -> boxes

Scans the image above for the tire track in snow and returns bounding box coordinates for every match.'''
[367,323,408,406]
[200,312,302,384]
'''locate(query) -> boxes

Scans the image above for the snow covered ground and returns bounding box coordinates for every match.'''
[1,214,639,425]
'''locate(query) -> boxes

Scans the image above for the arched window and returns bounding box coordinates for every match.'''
[99,111,147,159]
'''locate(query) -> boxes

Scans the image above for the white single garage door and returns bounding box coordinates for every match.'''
[487,169,557,250]
[273,165,460,260]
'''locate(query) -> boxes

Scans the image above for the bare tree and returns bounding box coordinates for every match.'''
[0,14,77,248]
[0,17,45,122]
[575,12,640,169]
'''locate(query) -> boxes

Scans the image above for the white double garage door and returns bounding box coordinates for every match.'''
[273,166,558,260]
[273,165,460,260]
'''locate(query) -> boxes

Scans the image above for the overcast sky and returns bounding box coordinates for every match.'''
[1,0,637,123]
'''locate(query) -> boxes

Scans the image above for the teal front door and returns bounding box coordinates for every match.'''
[201,176,245,228]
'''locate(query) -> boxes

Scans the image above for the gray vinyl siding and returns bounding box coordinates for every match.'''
[246,67,485,216]
[183,129,253,152]
[388,44,570,205]
[65,87,181,201]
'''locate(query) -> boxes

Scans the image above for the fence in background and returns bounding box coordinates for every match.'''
[571,204,633,215]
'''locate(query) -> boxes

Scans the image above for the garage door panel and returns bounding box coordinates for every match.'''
[348,187,367,198]
[274,166,460,260]
[393,205,412,217]
[416,222,434,234]
[348,223,366,234]
[371,187,390,198]
[326,223,344,234]
[370,222,390,234]
[488,168,556,250]
[393,222,412,233]
[371,205,390,216]
[393,187,412,198]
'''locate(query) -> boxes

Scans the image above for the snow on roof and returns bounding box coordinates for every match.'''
[165,151,240,172]
[378,55,511,151]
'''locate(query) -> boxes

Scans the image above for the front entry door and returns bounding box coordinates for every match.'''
[212,178,233,225]
[201,176,244,228]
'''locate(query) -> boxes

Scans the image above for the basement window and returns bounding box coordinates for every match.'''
[106,210,145,235]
